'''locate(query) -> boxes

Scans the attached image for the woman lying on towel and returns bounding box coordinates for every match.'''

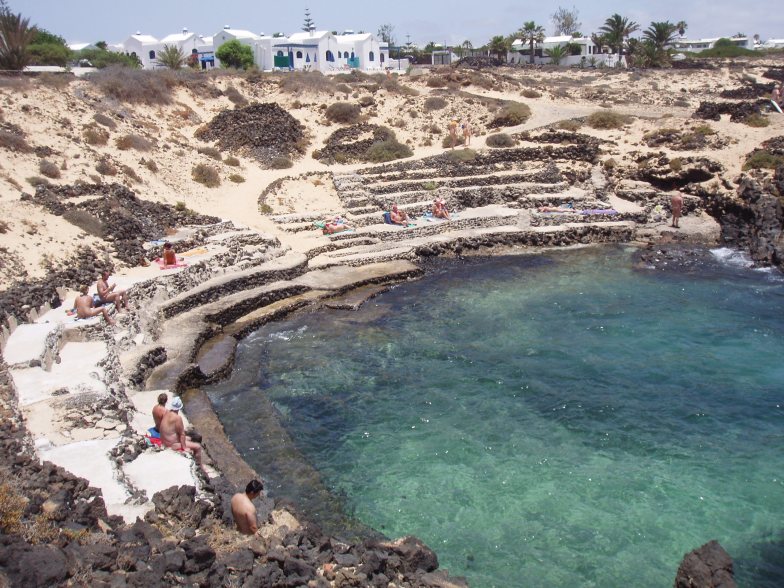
[432,197,450,220]
[321,217,353,234]
[537,203,575,213]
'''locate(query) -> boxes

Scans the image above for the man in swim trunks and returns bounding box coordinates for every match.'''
[670,193,683,228]
[390,203,408,225]
[151,392,168,436]
[159,396,203,465]
[74,284,115,325]
[231,479,264,535]
[97,270,129,311]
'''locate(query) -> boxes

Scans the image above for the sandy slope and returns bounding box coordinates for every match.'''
[0,61,782,285]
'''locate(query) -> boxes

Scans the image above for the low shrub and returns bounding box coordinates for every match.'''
[669,158,683,172]
[259,203,273,214]
[83,125,109,146]
[197,146,222,160]
[743,150,784,170]
[0,130,32,153]
[422,181,438,190]
[89,66,179,106]
[446,148,477,163]
[603,158,617,169]
[192,163,220,187]
[486,133,516,148]
[93,112,117,129]
[426,76,448,88]
[587,110,633,130]
[175,201,187,211]
[224,155,241,167]
[489,101,532,128]
[365,138,413,163]
[141,158,158,172]
[277,70,336,94]
[325,102,361,123]
[229,174,245,183]
[336,83,351,94]
[521,89,541,98]
[27,176,49,187]
[38,159,60,179]
[0,484,25,535]
[556,119,582,131]
[442,134,465,148]
[116,134,153,151]
[96,158,117,176]
[358,95,375,107]
[424,96,448,111]
[268,156,293,169]
[121,164,142,183]
[743,114,769,128]
[224,85,248,107]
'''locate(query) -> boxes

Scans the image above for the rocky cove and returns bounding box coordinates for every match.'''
[2,62,784,586]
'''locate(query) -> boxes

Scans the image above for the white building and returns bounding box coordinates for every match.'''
[761,38,784,49]
[673,37,753,53]
[335,33,385,70]
[158,28,215,69]
[509,36,611,66]
[122,33,160,69]
[213,27,262,69]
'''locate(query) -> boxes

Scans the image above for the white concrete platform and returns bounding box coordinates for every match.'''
[38,437,130,513]
[10,341,108,406]
[123,450,199,499]
[3,322,59,366]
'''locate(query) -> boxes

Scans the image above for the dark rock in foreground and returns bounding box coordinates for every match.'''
[674,540,736,588]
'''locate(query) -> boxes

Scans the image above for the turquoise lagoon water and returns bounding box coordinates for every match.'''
[208,246,784,587]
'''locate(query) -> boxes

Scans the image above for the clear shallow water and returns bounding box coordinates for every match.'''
[208,246,784,587]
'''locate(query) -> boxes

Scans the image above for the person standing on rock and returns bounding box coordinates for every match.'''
[97,270,129,311]
[159,396,203,465]
[74,284,115,325]
[670,193,684,228]
[231,479,264,535]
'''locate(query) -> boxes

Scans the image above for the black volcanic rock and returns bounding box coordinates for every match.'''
[674,540,736,588]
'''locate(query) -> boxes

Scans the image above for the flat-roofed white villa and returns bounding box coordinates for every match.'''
[116,26,390,73]
[509,35,621,67]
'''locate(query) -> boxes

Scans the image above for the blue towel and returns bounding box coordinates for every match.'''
[148,427,160,439]
[383,212,393,224]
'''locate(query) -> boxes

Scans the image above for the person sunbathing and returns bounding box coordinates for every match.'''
[390,203,409,225]
[432,198,450,220]
[162,242,177,266]
[537,205,576,213]
[322,218,353,234]
[159,396,203,466]
[74,284,115,325]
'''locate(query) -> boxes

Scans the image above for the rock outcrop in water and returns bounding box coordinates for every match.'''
[674,540,736,588]
[706,171,784,267]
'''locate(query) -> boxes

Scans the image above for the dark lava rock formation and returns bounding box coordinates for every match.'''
[693,100,769,122]
[631,154,723,191]
[706,171,784,267]
[314,123,397,164]
[719,81,776,100]
[195,102,307,165]
[674,540,736,588]
[21,182,220,266]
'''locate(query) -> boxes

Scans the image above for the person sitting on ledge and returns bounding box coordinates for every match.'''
[97,270,129,311]
[390,203,409,225]
[159,396,203,465]
[432,197,450,220]
[74,284,115,325]
[151,392,168,437]
[162,242,177,267]
[231,479,265,535]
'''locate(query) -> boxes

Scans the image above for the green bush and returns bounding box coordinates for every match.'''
[27,176,50,187]
[197,146,222,160]
[229,173,245,183]
[442,134,465,148]
[521,89,541,98]
[743,150,784,170]
[424,96,448,111]
[743,114,769,128]
[192,163,220,187]
[325,102,361,123]
[216,39,255,69]
[587,110,633,130]
[224,156,241,167]
[358,95,375,107]
[422,181,438,190]
[39,159,60,179]
[489,101,532,128]
[426,76,448,88]
[365,138,413,163]
[175,201,187,211]
[446,148,477,163]
[486,133,516,148]
[556,119,582,131]
[116,134,153,151]
[269,156,293,169]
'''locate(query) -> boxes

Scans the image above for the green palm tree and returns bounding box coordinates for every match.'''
[488,35,509,61]
[157,44,186,69]
[0,4,37,71]
[643,21,678,66]
[545,44,567,65]
[676,20,687,37]
[598,13,639,62]
[521,21,546,64]
[462,39,473,57]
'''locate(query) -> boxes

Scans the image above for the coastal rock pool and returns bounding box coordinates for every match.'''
[207,246,784,587]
